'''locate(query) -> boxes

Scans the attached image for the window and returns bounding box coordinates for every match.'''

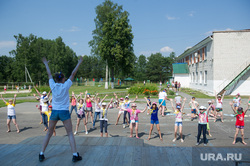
[202,48,205,61]
[196,72,198,83]
[200,71,202,84]
[197,51,200,62]
[204,71,207,84]
[204,47,207,59]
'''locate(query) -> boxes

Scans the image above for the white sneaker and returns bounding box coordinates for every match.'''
[85,131,88,135]
[74,131,77,135]
[181,139,184,143]
[123,124,126,128]
[172,138,176,142]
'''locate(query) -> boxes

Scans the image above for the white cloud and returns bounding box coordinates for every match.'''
[205,28,234,36]
[60,26,80,32]
[166,15,179,20]
[0,41,16,49]
[160,46,174,53]
[72,42,78,46]
[188,11,196,17]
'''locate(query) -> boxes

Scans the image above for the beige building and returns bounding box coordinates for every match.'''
[175,29,250,96]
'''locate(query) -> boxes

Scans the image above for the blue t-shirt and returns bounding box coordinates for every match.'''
[150,107,159,121]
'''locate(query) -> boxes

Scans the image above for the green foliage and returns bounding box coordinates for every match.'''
[168,90,175,95]
[89,0,135,80]
[7,34,78,84]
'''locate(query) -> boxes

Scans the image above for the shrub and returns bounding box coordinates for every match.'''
[168,90,175,96]
[128,83,159,95]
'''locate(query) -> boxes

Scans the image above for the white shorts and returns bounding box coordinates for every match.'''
[118,110,124,115]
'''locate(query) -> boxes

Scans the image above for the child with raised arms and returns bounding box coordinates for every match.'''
[144,97,163,141]
[214,90,226,123]
[170,98,186,143]
[73,92,88,135]
[124,103,147,138]
[93,93,108,129]
[99,98,113,137]
[189,97,199,121]
[1,94,20,133]
[230,99,249,145]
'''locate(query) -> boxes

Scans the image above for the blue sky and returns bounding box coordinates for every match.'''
[0,0,250,58]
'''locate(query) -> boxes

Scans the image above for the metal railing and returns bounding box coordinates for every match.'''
[217,58,250,95]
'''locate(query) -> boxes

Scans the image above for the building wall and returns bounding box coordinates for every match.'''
[213,31,250,92]
[188,41,214,95]
[173,73,190,88]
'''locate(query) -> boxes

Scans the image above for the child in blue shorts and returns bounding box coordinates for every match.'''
[170,98,186,143]
[145,97,164,141]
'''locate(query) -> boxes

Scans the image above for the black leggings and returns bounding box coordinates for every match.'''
[100,120,108,133]
[197,124,207,143]
[123,111,130,124]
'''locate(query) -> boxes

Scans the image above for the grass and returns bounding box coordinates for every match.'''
[0,99,37,108]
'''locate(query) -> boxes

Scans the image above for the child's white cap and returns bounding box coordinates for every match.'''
[42,91,47,95]
[199,106,207,110]
[102,102,107,106]
[207,100,212,103]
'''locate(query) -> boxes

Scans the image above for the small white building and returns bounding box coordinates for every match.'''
[175,29,250,96]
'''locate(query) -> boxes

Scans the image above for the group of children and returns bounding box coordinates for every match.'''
[1,90,249,146]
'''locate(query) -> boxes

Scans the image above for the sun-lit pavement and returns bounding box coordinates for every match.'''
[0,95,249,147]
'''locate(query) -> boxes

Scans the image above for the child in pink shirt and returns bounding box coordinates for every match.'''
[126,103,146,138]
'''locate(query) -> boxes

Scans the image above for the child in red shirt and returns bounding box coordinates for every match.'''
[230,100,249,145]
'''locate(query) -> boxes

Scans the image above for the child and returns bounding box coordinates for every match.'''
[233,93,241,111]
[207,101,215,137]
[1,94,20,133]
[146,96,151,115]
[175,93,182,108]
[123,95,138,128]
[70,93,77,115]
[99,98,113,137]
[115,97,129,125]
[195,105,208,146]
[189,97,199,121]
[125,103,147,138]
[170,98,186,143]
[74,92,88,135]
[44,105,56,136]
[93,93,108,129]
[214,90,226,123]
[40,97,49,131]
[33,88,51,124]
[84,91,94,124]
[230,100,249,145]
[145,97,164,141]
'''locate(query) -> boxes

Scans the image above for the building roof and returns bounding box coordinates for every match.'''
[172,63,189,74]
[177,29,250,60]
[213,29,250,33]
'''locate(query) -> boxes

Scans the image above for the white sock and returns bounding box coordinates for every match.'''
[73,152,78,156]
[40,152,44,155]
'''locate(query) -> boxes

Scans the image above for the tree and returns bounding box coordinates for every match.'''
[89,0,135,88]
[134,54,147,81]
[146,53,170,82]
[9,34,78,84]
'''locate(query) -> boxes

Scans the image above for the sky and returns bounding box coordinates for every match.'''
[0,0,250,58]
